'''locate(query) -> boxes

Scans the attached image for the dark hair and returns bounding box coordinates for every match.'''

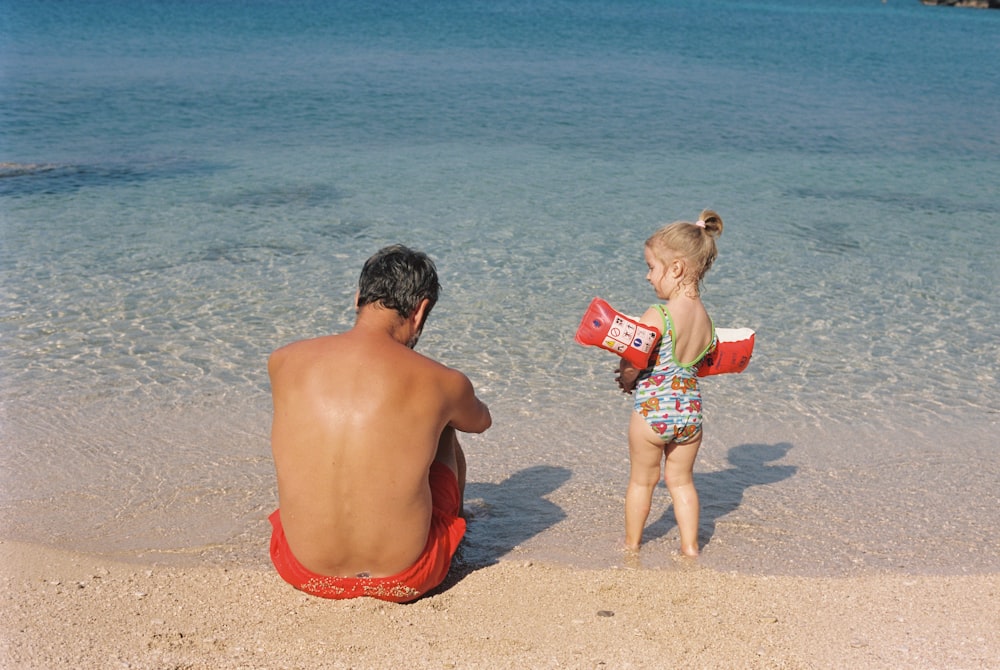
[357,245,440,318]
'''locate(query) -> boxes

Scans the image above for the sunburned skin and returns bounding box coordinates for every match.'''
[267,246,491,602]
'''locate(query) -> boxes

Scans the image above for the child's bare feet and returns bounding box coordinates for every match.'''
[618,539,642,569]
[680,543,699,557]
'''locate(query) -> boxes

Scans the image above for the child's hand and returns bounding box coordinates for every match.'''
[615,359,640,394]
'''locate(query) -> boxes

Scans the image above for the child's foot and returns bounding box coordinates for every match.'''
[618,539,642,569]
[679,544,699,557]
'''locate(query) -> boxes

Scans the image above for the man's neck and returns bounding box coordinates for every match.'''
[354,305,415,347]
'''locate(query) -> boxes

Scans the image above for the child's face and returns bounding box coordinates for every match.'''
[644,245,677,299]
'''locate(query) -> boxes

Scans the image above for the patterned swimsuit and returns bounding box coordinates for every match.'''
[633,304,716,444]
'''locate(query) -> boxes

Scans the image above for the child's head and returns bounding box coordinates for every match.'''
[645,209,724,289]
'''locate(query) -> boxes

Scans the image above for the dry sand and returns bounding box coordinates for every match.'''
[2,541,997,669]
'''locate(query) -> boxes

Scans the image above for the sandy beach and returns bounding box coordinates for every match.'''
[4,2,999,669]
[2,540,997,669]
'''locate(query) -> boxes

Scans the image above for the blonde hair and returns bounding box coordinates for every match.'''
[645,209,724,285]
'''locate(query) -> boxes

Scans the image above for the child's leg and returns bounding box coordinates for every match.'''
[625,412,666,550]
[663,432,703,556]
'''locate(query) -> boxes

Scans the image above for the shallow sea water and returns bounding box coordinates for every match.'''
[1,0,998,577]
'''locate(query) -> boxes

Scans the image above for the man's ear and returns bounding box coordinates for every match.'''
[411,298,431,331]
[353,290,361,310]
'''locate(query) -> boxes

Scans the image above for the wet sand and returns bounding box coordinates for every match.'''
[3,540,998,669]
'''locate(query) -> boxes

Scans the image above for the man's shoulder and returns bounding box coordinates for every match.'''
[418,356,477,401]
[269,337,310,361]
[408,348,466,378]
[268,334,340,370]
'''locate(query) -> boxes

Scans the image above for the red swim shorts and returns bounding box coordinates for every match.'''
[268,461,466,603]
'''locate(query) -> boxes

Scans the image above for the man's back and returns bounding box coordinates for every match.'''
[269,320,483,578]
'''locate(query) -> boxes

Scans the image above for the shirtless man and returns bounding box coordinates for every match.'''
[267,245,492,603]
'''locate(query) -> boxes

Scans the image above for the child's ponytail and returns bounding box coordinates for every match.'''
[697,209,724,239]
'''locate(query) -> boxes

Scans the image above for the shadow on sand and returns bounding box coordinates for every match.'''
[436,465,571,590]
[640,442,797,549]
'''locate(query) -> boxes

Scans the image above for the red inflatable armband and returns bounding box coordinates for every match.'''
[697,328,755,377]
[574,298,662,369]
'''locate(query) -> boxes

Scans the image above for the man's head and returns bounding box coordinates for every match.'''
[357,245,440,320]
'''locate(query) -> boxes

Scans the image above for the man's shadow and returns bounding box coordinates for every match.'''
[437,465,571,589]
[640,442,796,548]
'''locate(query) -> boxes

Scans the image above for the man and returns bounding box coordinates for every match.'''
[267,245,492,603]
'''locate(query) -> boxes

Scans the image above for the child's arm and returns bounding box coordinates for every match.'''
[616,357,641,393]
[614,306,661,394]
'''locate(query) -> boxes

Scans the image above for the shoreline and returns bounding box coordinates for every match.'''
[3,540,998,669]
[4,399,998,580]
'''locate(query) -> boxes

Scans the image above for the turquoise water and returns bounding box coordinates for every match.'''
[2,0,998,576]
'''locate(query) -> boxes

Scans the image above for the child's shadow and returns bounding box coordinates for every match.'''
[440,465,571,586]
[641,442,797,548]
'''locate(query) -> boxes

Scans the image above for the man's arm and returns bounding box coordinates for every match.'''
[445,369,492,434]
